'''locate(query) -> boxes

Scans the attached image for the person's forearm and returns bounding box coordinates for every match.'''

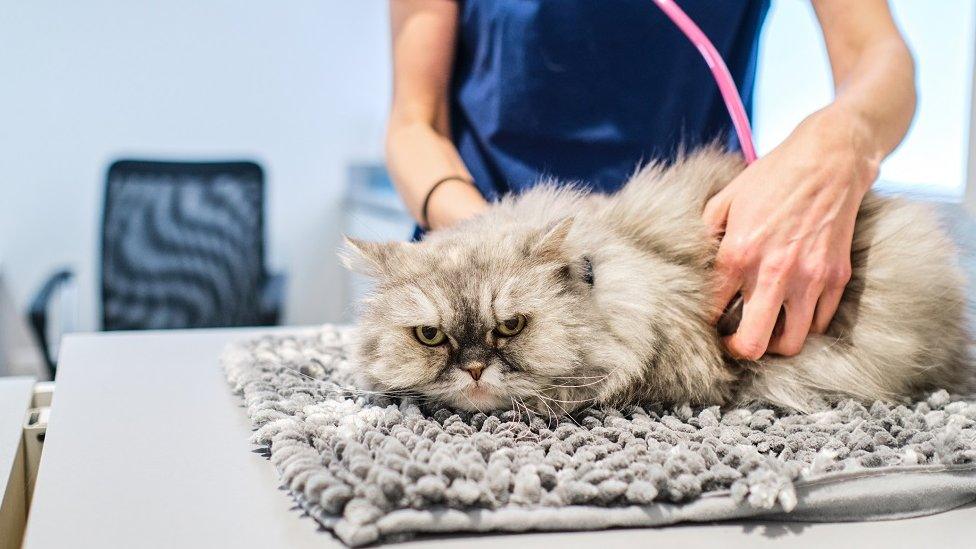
[827,39,915,159]
[388,116,467,215]
[386,0,489,230]
[812,1,916,190]
[386,119,488,229]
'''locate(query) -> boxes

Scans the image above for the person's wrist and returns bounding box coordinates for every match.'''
[801,106,880,195]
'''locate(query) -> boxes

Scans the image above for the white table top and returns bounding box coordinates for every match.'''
[22,328,976,549]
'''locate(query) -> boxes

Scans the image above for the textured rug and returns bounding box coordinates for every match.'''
[223,325,976,547]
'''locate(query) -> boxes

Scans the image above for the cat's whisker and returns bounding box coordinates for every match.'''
[507,397,524,429]
[516,397,543,441]
[536,396,559,427]
[544,392,585,429]
[540,372,613,390]
[537,394,597,408]
[460,392,486,415]
[512,396,538,436]
[508,397,519,423]
[536,394,596,429]
[501,397,529,439]
[514,396,531,425]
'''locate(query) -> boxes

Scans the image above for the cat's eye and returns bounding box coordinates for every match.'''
[414,325,447,346]
[494,314,527,337]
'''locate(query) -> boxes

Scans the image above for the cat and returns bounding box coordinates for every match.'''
[341,147,971,414]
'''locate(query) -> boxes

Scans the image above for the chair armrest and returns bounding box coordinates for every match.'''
[28,269,74,378]
[258,272,286,326]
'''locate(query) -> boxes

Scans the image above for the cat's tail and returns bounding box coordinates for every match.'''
[734,337,892,412]
[737,331,973,412]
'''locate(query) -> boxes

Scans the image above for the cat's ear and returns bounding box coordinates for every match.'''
[530,217,574,261]
[339,236,405,277]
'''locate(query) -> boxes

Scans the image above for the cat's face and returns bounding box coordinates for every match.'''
[342,219,606,413]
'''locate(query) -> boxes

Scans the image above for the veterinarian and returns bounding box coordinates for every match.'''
[385,0,916,360]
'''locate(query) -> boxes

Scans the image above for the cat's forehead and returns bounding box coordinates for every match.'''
[378,253,548,327]
[428,261,520,313]
[376,274,494,328]
[370,227,561,326]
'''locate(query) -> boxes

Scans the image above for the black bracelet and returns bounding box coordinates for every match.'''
[420,176,474,229]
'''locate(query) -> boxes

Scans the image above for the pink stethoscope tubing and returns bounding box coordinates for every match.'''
[652,0,759,164]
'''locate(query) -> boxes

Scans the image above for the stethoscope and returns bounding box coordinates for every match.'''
[654,0,759,164]
[655,0,759,336]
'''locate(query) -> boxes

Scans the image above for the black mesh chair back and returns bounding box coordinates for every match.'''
[101,160,270,331]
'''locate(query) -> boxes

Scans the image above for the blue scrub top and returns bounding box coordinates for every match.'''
[451,0,770,199]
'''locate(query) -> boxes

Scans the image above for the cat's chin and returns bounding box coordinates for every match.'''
[448,385,510,412]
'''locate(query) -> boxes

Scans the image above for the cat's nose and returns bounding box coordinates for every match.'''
[462,362,484,381]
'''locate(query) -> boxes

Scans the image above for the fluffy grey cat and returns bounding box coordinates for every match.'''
[342,148,970,414]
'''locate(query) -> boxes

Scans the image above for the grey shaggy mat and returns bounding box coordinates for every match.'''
[223,325,976,547]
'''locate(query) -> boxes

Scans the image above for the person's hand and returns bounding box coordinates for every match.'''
[703,107,880,359]
[426,179,489,230]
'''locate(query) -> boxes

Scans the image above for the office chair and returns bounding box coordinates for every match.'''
[29,160,285,378]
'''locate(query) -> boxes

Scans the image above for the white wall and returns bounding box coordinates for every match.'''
[754,0,976,198]
[0,1,391,329]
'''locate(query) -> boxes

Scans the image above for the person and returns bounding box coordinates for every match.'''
[385,0,916,360]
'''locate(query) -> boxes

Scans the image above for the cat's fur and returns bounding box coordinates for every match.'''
[342,148,971,414]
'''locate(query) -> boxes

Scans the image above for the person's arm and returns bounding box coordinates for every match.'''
[703,0,916,359]
[387,0,488,230]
